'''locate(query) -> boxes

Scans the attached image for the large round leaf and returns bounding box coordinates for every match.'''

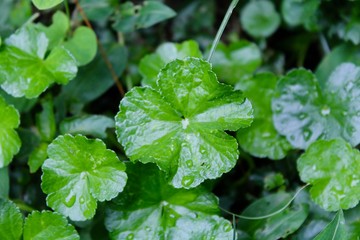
[116,57,253,188]
[41,134,127,221]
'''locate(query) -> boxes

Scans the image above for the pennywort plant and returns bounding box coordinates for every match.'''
[2,0,360,239]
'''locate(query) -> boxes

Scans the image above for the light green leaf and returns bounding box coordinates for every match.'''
[60,115,115,139]
[63,26,97,66]
[137,1,176,29]
[0,167,9,198]
[0,25,77,98]
[116,57,253,188]
[41,134,127,221]
[237,73,291,160]
[0,96,21,168]
[314,210,346,240]
[32,0,63,10]
[211,40,261,85]
[105,163,233,240]
[28,142,48,173]
[240,0,280,38]
[272,63,360,149]
[237,192,309,239]
[36,99,56,142]
[297,138,360,211]
[0,199,23,240]
[24,211,79,240]
[139,40,202,88]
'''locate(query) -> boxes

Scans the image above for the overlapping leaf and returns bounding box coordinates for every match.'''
[0,199,23,240]
[313,210,346,240]
[236,73,292,160]
[41,134,127,221]
[0,25,77,98]
[105,163,233,240]
[32,0,64,10]
[0,96,21,167]
[116,57,253,188]
[139,40,202,88]
[297,138,360,211]
[24,211,79,240]
[272,63,360,149]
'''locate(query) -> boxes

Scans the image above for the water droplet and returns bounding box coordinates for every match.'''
[273,103,283,113]
[321,106,331,116]
[181,176,194,187]
[185,160,193,168]
[169,213,176,219]
[182,118,190,129]
[342,111,348,116]
[126,233,134,240]
[200,146,206,154]
[303,129,312,141]
[64,193,76,207]
[262,132,271,138]
[223,223,232,232]
[145,226,151,232]
[312,165,317,171]
[289,135,296,141]
[345,81,354,92]
[347,126,356,133]
[79,196,85,204]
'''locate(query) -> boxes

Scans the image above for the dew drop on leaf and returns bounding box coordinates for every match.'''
[262,132,271,138]
[79,196,85,204]
[126,233,134,240]
[321,105,331,116]
[64,193,76,207]
[345,81,354,92]
[185,160,193,168]
[303,129,312,141]
[199,146,206,154]
[273,103,283,113]
[223,223,232,232]
[145,226,151,232]
[342,111,348,116]
[181,175,194,187]
[298,113,307,120]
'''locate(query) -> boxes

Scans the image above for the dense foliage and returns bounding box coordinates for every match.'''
[1,0,360,239]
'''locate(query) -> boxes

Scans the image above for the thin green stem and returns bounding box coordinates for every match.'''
[320,33,331,55]
[12,199,36,212]
[220,184,310,220]
[64,0,70,20]
[207,0,239,62]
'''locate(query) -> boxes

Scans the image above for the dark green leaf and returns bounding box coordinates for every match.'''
[105,163,233,239]
[136,1,176,29]
[0,167,9,198]
[297,138,360,211]
[0,199,23,240]
[314,210,346,240]
[116,57,253,188]
[24,211,79,240]
[79,0,115,23]
[28,142,48,173]
[41,134,127,221]
[36,99,56,142]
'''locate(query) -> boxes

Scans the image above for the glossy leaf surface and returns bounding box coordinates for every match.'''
[0,199,23,240]
[237,73,291,159]
[0,25,77,98]
[272,63,360,149]
[24,211,79,240]
[116,57,253,188]
[105,163,233,240]
[32,0,63,10]
[41,134,127,221]
[0,96,21,167]
[297,138,360,211]
[313,210,346,240]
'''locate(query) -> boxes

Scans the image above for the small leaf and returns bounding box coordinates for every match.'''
[0,25,77,98]
[272,63,360,149]
[314,210,347,240]
[32,0,63,10]
[240,0,280,38]
[0,96,21,168]
[139,40,202,88]
[36,99,56,142]
[297,138,360,211]
[60,114,115,139]
[41,134,127,221]
[28,142,48,173]
[116,57,253,188]
[237,73,292,160]
[62,26,97,66]
[136,1,176,29]
[24,211,79,240]
[211,40,261,85]
[105,163,233,239]
[0,199,23,240]
[79,0,114,22]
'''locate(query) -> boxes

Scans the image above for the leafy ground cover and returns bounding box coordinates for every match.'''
[1,0,360,239]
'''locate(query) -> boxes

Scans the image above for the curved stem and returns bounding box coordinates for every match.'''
[207,0,239,62]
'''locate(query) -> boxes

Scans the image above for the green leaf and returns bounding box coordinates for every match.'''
[297,138,360,211]
[60,115,115,139]
[0,199,23,240]
[36,99,56,142]
[41,134,127,221]
[237,192,309,239]
[0,96,21,168]
[62,26,97,66]
[116,57,253,188]
[0,25,77,98]
[28,142,48,173]
[240,0,280,38]
[79,0,115,23]
[314,210,347,240]
[272,63,360,149]
[139,40,202,88]
[136,1,176,29]
[105,163,233,239]
[0,167,9,198]
[32,0,63,10]
[211,40,261,85]
[237,73,292,160]
[24,211,79,240]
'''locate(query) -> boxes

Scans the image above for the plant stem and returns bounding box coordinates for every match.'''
[207,0,239,62]
[320,33,330,55]
[64,0,70,20]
